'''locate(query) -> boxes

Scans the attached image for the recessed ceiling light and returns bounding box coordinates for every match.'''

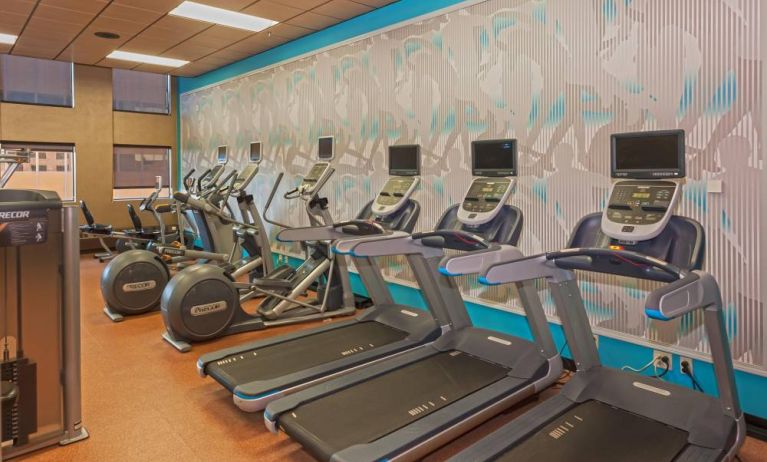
[107,51,189,68]
[0,33,17,45]
[169,1,278,32]
[95,31,121,39]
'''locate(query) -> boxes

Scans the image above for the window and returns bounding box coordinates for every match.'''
[0,55,74,107]
[0,142,76,201]
[112,69,170,114]
[113,145,171,200]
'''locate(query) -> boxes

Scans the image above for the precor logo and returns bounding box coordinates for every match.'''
[122,280,157,292]
[190,301,227,316]
[0,210,30,220]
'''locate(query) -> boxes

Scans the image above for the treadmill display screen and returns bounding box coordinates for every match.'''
[612,130,685,179]
[318,136,334,160]
[472,139,517,177]
[217,146,228,164]
[249,142,262,163]
[388,145,420,176]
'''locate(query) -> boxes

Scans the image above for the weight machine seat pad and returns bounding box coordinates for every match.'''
[252,277,293,290]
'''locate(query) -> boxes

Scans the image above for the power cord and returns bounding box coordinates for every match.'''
[652,356,670,379]
[681,360,705,392]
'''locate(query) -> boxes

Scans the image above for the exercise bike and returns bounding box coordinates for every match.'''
[160,159,358,352]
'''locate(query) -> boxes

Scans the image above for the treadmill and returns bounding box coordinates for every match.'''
[197,145,440,412]
[448,130,745,462]
[265,139,562,462]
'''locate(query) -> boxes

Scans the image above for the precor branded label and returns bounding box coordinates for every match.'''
[122,280,157,292]
[190,301,228,316]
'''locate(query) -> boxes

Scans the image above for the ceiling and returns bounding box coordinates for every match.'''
[0,0,397,77]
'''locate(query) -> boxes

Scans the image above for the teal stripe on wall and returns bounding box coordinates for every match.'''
[178,0,470,94]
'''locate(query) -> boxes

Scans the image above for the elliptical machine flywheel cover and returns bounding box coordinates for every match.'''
[160,264,239,342]
[101,249,169,314]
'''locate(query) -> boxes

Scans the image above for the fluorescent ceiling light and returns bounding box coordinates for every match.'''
[169,1,278,32]
[107,51,189,68]
[0,33,17,45]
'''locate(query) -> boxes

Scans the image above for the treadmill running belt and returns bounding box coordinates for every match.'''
[497,400,689,462]
[281,351,508,457]
[207,322,408,389]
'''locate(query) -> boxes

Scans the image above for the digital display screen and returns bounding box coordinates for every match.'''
[632,192,650,198]
[612,130,685,178]
[217,145,228,164]
[471,139,517,176]
[388,144,420,176]
[249,142,261,163]
[318,136,334,160]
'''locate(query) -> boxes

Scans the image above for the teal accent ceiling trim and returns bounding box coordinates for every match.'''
[178,0,471,94]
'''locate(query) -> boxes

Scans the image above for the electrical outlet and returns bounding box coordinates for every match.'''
[680,356,693,375]
[653,349,672,371]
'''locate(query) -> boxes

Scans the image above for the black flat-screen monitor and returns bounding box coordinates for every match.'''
[611,130,685,179]
[249,142,262,163]
[216,145,228,164]
[318,136,334,160]
[388,145,420,176]
[472,139,517,177]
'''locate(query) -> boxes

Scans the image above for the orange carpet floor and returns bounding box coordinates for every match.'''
[15,255,767,461]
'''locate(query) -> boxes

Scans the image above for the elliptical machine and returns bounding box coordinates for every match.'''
[99,159,268,322]
[160,137,358,352]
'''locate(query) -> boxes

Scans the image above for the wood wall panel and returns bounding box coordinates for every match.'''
[0,64,178,230]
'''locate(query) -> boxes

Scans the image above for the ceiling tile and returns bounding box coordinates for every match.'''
[202,0,259,9]
[0,0,36,16]
[32,4,96,26]
[153,15,211,35]
[312,0,373,20]
[88,16,148,36]
[112,0,183,13]
[96,57,140,70]
[270,0,327,8]
[100,3,164,24]
[287,11,340,30]
[119,35,181,55]
[266,23,312,39]
[40,0,109,14]
[353,0,396,6]
[0,12,28,36]
[241,1,304,22]
[0,44,13,54]
[192,25,252,47]
[162,42,219,61]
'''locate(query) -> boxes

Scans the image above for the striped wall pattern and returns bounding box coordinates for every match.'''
[180,0,765,369]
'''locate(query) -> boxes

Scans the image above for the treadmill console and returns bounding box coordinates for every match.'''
[602,130,685,241]
[300,162,332,195]
[373,176,419,216]
[458,177,515,226]
[602,180,680,241]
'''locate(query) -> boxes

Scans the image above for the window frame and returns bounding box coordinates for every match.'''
[112,144,173,201]
[0,140,77,201]
[111,69,171,116]
[0,55,75,109]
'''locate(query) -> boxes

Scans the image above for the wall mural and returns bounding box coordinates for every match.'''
[181,0,764,369]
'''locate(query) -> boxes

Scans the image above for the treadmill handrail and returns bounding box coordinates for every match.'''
[411,230,491,252]
[439,244,525,277]
[546,247,687,280]
[276,220,387,243]
[333,231,444,259]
